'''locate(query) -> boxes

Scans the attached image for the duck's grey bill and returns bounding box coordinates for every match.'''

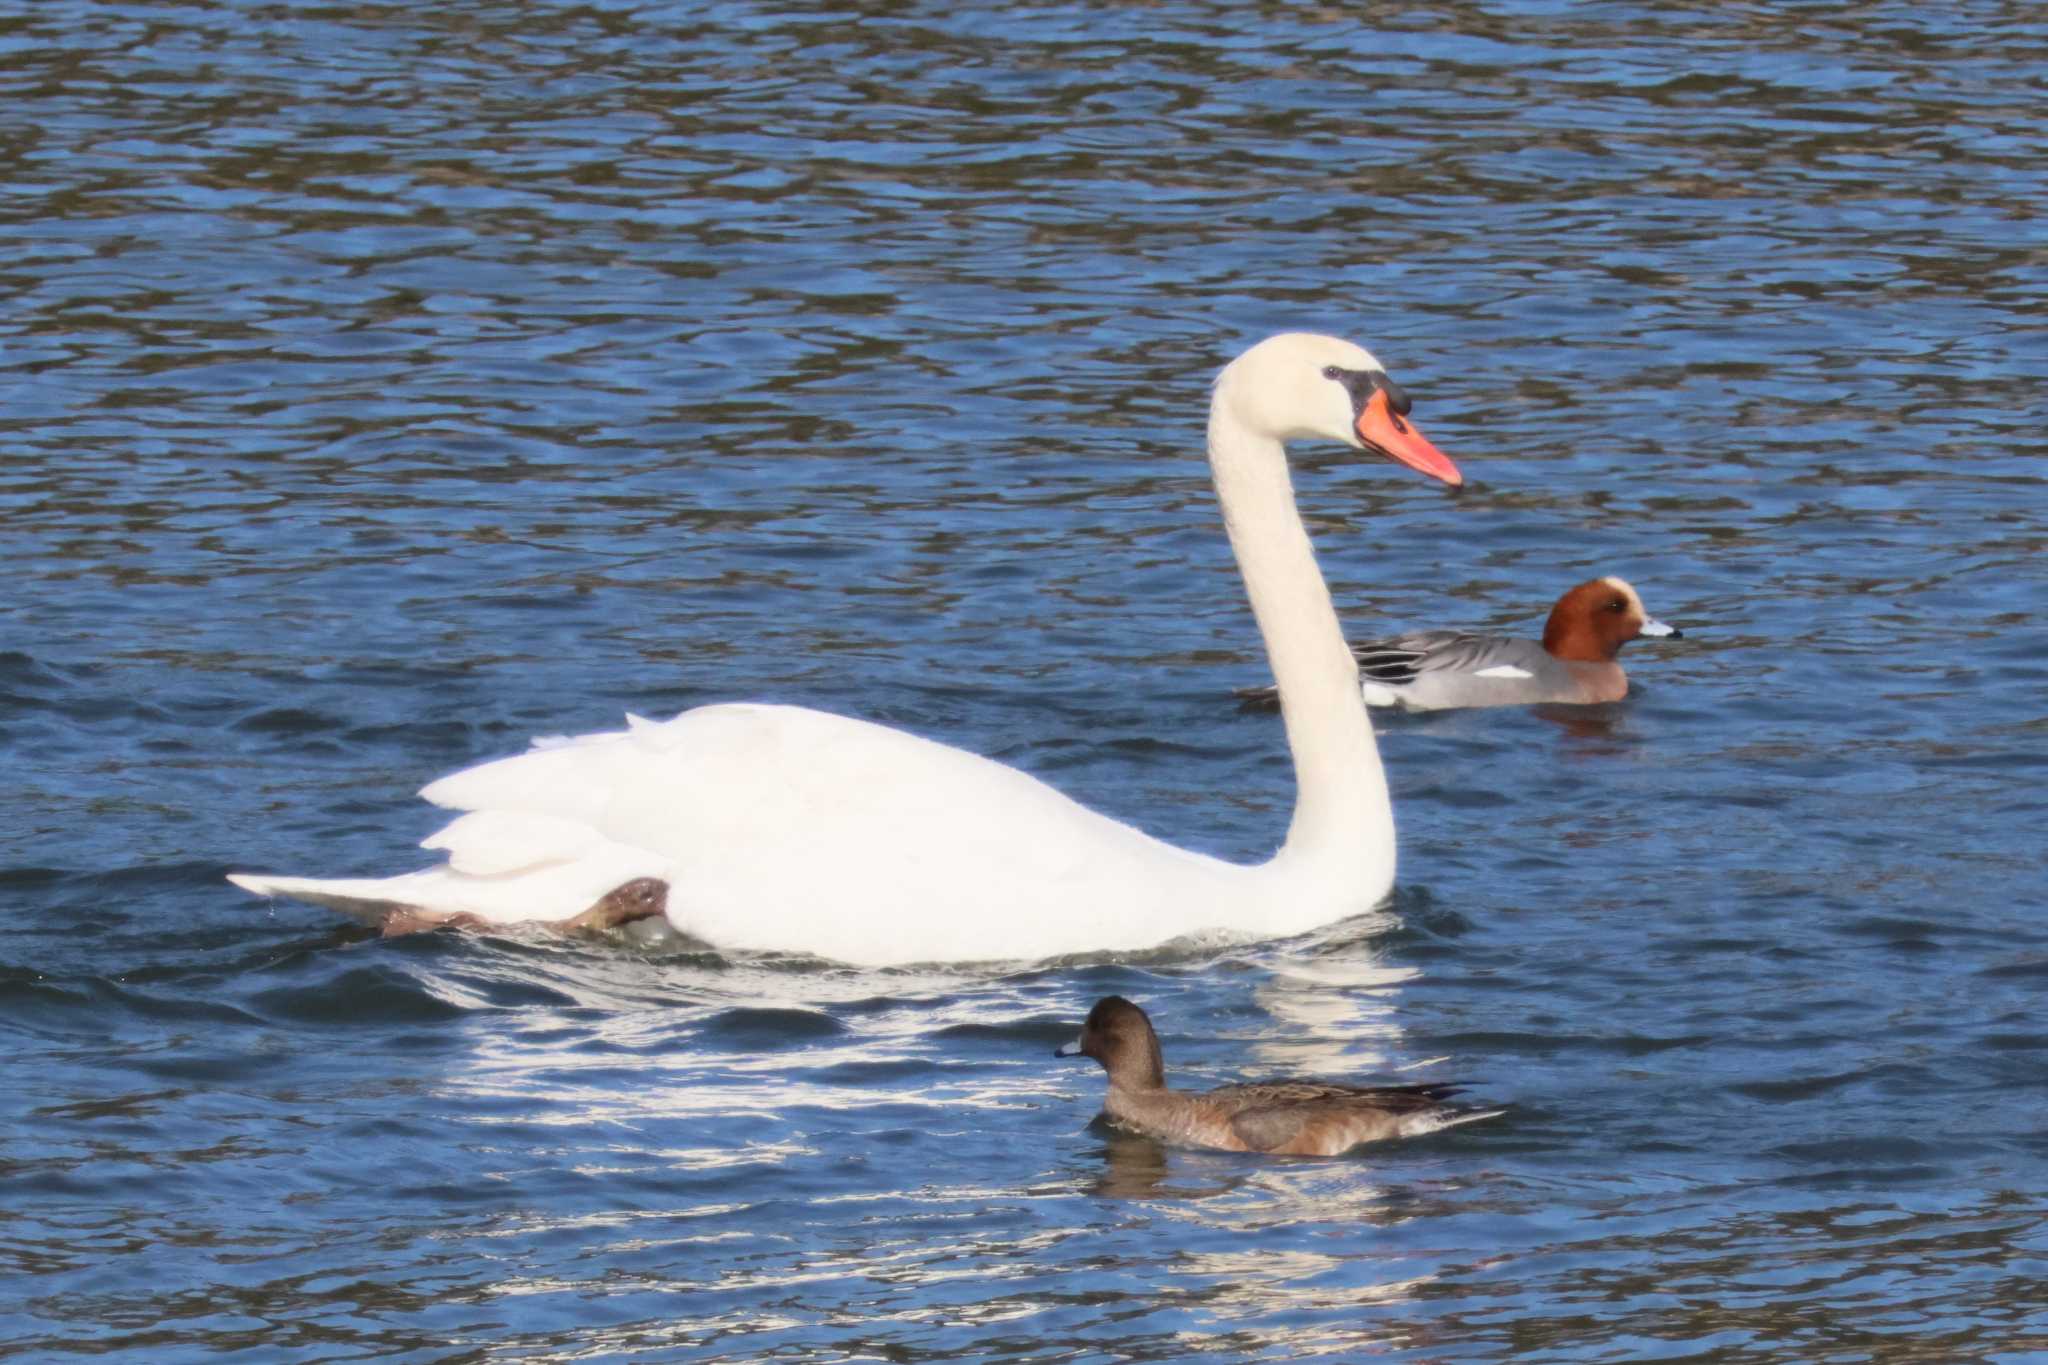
[1054,1038,1083,1058]
[1640,618,1679,638]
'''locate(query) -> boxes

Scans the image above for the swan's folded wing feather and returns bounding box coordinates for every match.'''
[350,701,1249,961]
[421,809,599,877]
[422,721,644,818]
[424,708,778,819]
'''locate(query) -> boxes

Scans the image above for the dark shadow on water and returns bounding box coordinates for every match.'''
[1529,700,1632,744]
[1085,1125,1251,1201]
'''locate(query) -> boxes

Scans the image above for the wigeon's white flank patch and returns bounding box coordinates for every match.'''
[1473,664,1535,680]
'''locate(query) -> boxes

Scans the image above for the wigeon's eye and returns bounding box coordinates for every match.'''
[1608,600,1628,613]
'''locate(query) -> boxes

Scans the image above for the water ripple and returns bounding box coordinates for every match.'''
[3,0,2045,1358]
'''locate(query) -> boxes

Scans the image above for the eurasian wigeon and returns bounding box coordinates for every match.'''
[1055,996,1497,1157]
[1236,576,1681,712]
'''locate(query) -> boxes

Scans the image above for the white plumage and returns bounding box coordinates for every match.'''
[229,333,1462,965]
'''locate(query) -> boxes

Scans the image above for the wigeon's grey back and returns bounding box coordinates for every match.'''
[1349,631,1621,709]
[1056,995,1497,1157]
[1234,575,1680,712]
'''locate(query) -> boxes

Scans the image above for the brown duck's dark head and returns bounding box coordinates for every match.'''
[1055,995,1167,1090]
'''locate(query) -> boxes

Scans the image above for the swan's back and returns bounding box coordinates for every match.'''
[422,703,1260,963]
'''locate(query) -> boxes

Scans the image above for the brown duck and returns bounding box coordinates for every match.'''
[1056,995,1497,1156]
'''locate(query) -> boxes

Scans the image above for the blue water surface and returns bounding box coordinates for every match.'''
[3,0,2045,1359]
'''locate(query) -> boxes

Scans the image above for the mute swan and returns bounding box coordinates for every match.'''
[1234,577,1681,711]
[1056,996,1496,1154]
[229,333,1463,965]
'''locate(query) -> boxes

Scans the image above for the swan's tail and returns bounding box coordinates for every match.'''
[227,839,673,928]
[231,801,682,929]
[226,872,432,925]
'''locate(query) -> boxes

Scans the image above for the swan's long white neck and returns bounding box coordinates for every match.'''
[1208,404,1393,882]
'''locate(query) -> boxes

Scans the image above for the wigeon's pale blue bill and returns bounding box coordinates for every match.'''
[1356,388,1461,488]
[1639,617,1681,638]
[1055,1037,1084,1058]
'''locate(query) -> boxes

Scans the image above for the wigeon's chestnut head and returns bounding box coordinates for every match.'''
[1056,995,1498,1157]
[1542,576,1680,663]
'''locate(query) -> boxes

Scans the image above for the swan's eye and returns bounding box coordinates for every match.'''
[1322,365,1342,380]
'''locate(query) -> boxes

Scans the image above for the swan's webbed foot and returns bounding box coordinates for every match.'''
[560,877,669,933]
[379,907,491,937]
[374,879,667,940]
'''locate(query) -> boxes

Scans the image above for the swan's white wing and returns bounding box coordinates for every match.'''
[421,809,597,876]
[234,703,1266,963]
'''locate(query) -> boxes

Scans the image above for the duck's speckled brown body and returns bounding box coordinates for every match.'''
[1057,995,1495,1157]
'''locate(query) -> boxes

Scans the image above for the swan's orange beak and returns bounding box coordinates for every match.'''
[1357,389,1461,487]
